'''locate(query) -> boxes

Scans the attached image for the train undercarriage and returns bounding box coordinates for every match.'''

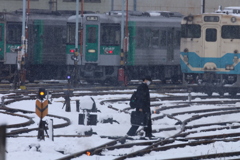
[183,72,240,96]
[80,64,182,85]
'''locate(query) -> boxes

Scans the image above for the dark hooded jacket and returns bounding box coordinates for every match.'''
[135,82,151,113]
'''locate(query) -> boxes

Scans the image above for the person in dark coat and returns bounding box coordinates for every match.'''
[126,76,154,138]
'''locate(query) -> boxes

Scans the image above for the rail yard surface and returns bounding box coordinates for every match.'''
[1,84,240,159]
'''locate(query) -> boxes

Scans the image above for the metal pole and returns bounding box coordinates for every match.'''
[121,0,125,50]
[21,0,26,62]
[18,0,27,90]
[125,0,128,39]
[80,0,84,62]
[0,125,6,160]
[133,0,137,11]
[48,119,54,141]
[22,0,26,50]
[111,0,114,11]
[75,0,79,51]
[201,0,205,14]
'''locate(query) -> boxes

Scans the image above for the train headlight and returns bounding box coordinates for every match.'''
[88,49,96,53]
[183,55,188,63]
[231,17,237,23]
[226,65,234,70]
[233,56,239,64]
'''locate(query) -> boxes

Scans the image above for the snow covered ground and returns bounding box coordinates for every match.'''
[1,90,240,160]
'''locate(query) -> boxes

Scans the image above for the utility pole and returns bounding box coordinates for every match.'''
[17,0,27,90]
[201,0,205,14]
[111,0,114,11]
[133,0,137,11]
[118,0,125,85]
[70,0,82,87]
[124,0,129,85]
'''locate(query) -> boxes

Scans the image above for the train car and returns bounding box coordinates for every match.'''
[66,12,182,84]
[180,10,240,96]
[0,12,21,82]
[0,10,80,83]
[66,13,121,84]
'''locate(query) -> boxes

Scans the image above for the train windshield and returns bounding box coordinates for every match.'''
[67,23,76,44]
[181,24,201,38]
[101,24,120,46]
[222,25,240,39]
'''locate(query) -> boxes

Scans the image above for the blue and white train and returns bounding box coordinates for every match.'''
[180,7,240,96]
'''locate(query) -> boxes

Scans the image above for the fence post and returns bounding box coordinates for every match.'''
[0,125,6,160]
[76,100,80,112]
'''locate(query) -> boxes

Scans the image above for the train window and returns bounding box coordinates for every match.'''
[136,28,145,48]
[67,23,75,44]
[151,29,160,48]
[222,25,240,39]
[204,16,219,22]
[145,28,153,48]
[136,28,163,48]
[181,24,201,38]
[101,24,120,46]
[87,27,97,43]
[7,23,21,44]
[205,28,217,42]
[160,30,167,47]
[0,26,2,41]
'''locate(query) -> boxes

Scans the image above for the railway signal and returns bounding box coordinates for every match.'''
[35,99,48,119]
[36,88,49,140]
[38,88,46,100]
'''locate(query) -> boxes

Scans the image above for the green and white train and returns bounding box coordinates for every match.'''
[66,11,183,84]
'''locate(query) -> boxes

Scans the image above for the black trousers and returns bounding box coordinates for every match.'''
[127,114,152,136]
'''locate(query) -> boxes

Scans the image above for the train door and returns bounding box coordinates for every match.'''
[167,28,174,61]
[85,25,98,62]
[0,23,4,60]
[202,26,220,58]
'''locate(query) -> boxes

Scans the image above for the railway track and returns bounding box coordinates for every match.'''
[2,87,240,159]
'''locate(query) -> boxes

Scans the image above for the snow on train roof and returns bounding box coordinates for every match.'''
[215,6,240,16]
[67,12,182,24]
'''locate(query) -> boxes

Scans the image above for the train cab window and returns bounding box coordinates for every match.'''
[7,23,21,44]
[67,23,75,44]
[87,27,97,43]
[181,24,201,38]
[101,24,120,46]
[222,25,240,39]
[206,28,217,42]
